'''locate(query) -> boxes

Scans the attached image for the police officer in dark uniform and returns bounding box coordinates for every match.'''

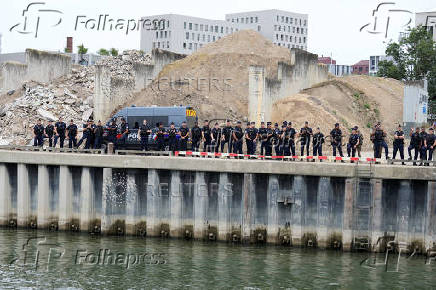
[118,118,129,149]
[425,128,436,164]
[107,120,118,149]
[312,127,324,156]
[88,119,96,149]
[179,121,190,151]
[191,121,202,152]
[221,120,233,153]
[66,119,78,149]
[273,123,283,156]
[245,122,257,155]
[168,122,179,152]
[94,120,104,149]
[299,121,313,156]
[250,122,258,154]
[33,119,44,147]
[408,127,421,162]
[393,125,405,160]
[232,121,244,155]
[258,122,268,155]
[44,120,54,148]
[54,117,66,148]
[156,122,166,151]
[284,121,297,156]
[347,127,360,157]
[202,120,212,152]
[265,122,274,156]
[371,123,388,159]
[330,123,343,157]
[419,127,428,163]
[77,120,90,149]
[211,122,221,153]
[138,119,151,151]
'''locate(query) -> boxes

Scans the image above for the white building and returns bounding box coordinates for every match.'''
[0,34,2,54]
[140,10,308,55]
[369,55,394,76]
[416,11,436,41]
[326,64,352,77]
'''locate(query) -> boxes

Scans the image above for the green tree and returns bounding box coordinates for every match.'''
[98,48,109,56]
[378,26,436,100]
[110,48,119,56]
[77,44,88,55]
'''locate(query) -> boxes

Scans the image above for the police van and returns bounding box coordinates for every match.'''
[103,105,198,150]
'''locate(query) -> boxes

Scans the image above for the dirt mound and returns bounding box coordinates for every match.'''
[272,75,404,150]
[128,30,293,121]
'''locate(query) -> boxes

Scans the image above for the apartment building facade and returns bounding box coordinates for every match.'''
[140,10,308,55]
[416,11,436,41]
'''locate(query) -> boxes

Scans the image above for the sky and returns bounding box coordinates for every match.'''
[0,0,434,65]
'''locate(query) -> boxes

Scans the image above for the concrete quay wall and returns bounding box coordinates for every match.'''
[0,150,435,253]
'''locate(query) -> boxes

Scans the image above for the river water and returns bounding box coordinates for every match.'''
[0,230,435,289]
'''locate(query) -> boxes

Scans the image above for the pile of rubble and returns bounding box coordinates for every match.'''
[0,50,152,145]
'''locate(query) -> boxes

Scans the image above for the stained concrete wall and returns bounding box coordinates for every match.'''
[94,49,185,123]
[248,49,328,123]
[1,160,435,253]
[0,49,71,94]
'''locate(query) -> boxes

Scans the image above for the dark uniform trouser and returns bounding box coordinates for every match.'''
[260,141,267,155]
[34,135,43,146]
[169,137,178,152]
[393,143,404,160]
[68,136,77,148]
[233,139,243,154]
[47,135,53,147]
[192,139,200,152]
[54,134,65,148]
[246,139,254,155]
[94,136,102,149]
[420,146,427,160]
[140,135,148,151]
[428,147,434,161]
[332,142,343,157]
[313,144,322,156]
[347,143,357,157]
[275,143,283,156]
[180,138,188,151]
[204,140,211,152]
[265,142,273,156]
[300,138,310,155]
[408,145,419,160]
[157,137,165,151]
[77,135,88,148]
[212,140,220,153]
[221,140,231,153]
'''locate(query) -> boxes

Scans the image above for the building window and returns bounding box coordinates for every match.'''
[285,35,288,41]
[205,25,208,32]
[158,42,160,48]
[277,15,279,22]
[202,34,205,41]
[186,32,189,39]
[293,27,295,33]
[232,18,234,22]
[237,18,239,23]
[184,22,186,29]
[156,31,158,38]
[246,17,249,23]
[189,23,192,30]
[301,28,304,34]
[164,31,167,38]
[221,26,223,33]
[303,37,306,43]
[241,18,244,23]
[250,17,253,23]
[276,34,278,40]
[281,34,283,41]
[194,43,197,50]
[286,17,289,23]
[300,19,302,26]
[167,41,169,48]
[208,35,211,42]
[167,20,170,28]
[215,26,218,33]
[183,43,186,49]
[299,37,301,43]
[278,26,281,31]
[255,17,258,23]
[304,20,307,26]
[290,18,293,24]
[213,36,216,41]
[169,31,171,37]
[257,25,261,32]
[195,24,198,31]
[288,44,290,48]
[297,27,300,33]
[192,32,194,39]
[197,34,200,41]
[281,16,284,22]
[200,24,203,31]
[226,27,228,33]
[189,43,192,50]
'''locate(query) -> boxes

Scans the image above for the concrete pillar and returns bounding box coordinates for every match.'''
[146,169,160,236]
[371,179,383,252]
[397,180,412,244]
[126,170,137,235]
[101,168,113,234]
[425,181,436,250]
[267,175,279,244]
[170,171,183,238]
[193,172,208,239]
[80,167,95,232]
[218,173,232,241]
[242,173,255,243]
[17,164,31,228]
[37,165,50,229]
[0,164,11,226]
[291,175,305,246]
[342,178,355,251]
[317,177,331,249]
[59,166,73,231]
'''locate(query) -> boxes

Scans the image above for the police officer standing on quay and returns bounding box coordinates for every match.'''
[202,120,212,152]
[285,122,297,156]
[118,118,129,149]
[265,122,274,156]
[107,120,118,149]
[168,122,179,152]
[273,123,282,156]
[425,128,436,164]
[191,121,202,152]
[299,121,313,156]
[245,122,257,155]
[330,123,344,157]
[211,122,221,153]
[54,117,66,148]
[33,119,44,147]
[232,121,244,155]
[312,127,324,157]
[179,121,190,151]
[408,127,420,162]
[347,127,360,157]
[44,120,54,148]
[258,122,268,155]
[419,127,428,163]
[156,122,166,151]
[138,119,151,151]
[371,123,388,159]
[77,120,90,149]
[88,119,97,149]
[94,120,104,149]
[221,120,233,153]
[66,119,78,149]
[393,125,405,161]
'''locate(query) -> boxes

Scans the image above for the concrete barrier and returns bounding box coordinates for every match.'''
[249,49,328,124]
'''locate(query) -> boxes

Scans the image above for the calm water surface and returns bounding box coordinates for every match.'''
[0,230,435,289]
